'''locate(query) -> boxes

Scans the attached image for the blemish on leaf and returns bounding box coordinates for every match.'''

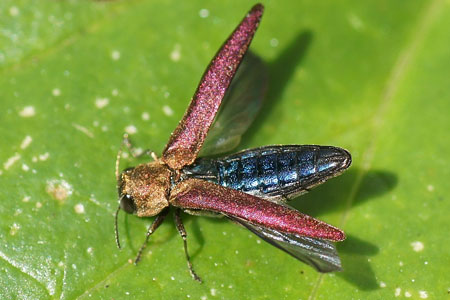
[22,163,29,171]
[395,287,401,297]
[111,50,121,60]
[20,135,33,149]
[199,8,209,18]
[405,291,412,297]
[426,184,434,192]
[112,89,119,96]
[4,153,21,170]
[95,97,109,109]
[347,13,365,31]
[39,152,50,161]
[72,123,94,138]
[419,290,428,298]
[170,44,181,62]
[270,38,279,47]
[163,105,174,116]
[411,241,424,252]
[10,223,20,236]
[74,204,85,214]
[210,288,217,296]
[380,281,386,288]
[22,196,30,202]
[19,106,35,117]
[46,179,73,203]
[125,125,137,135]
[9,6,20,17]
[52,88,61,96]
[142,112,150,121]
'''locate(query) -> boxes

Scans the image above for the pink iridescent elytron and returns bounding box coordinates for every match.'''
[162,5,264,170]
[171,179,344,241]
[116,3,349,282]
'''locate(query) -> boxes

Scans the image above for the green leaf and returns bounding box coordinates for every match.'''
[1,0,448,299]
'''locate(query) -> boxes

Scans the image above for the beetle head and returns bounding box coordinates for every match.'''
[117,162,171,217]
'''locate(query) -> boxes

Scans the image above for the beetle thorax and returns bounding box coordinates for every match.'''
[119,161,172,217]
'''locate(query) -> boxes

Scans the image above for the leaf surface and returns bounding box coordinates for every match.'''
[1,1,448,299]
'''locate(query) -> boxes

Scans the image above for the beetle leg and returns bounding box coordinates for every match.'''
[134,208,169,264]
[115,133,158,182]
[122,133,158,160]
[174,209,202,283]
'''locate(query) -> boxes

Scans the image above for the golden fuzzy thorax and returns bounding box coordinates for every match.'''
[119,161,171,217]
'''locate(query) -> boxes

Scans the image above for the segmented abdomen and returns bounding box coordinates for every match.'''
[183,145,351,201]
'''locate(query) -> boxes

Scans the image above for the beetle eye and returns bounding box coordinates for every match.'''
[120,194,136,214]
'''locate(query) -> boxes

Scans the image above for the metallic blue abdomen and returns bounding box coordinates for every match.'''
[183,145,351,200]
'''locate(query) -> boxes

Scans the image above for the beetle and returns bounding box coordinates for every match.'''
[114,3,351,282]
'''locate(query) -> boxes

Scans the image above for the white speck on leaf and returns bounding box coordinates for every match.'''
[22,164,29,171]
[142,112,150,121]
[4,153,21,170]
[52,88,61,96]
[210,288,217,296]
[10,223,20,236]
[426,184,434,192]
[163,105,173,116]
[95,97,109,109]
[380,281,386,288]
[72,123,94,138]
[22,196,30,202]
[395,287,401,297]
[74,204,85,214]
[125,125,137,135]
[170,44,181,62]
[39,152,50,161]
[199,8,209,18]
[111,50,121,60]
[419,290,428,298]
[411,241,424,252]
[36,202,42,208]
[20,135,33,149]
[9,6,19,17]
[405,291,412,298]
[19,106,35,117]
[112,89,119,96]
